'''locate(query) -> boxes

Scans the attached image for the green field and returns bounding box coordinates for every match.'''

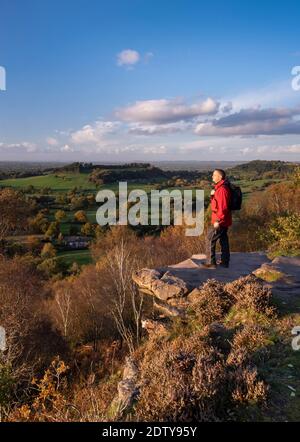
[0,172,168,193]
[57,249,93,266]
[1,171,283,193]
[0,172,97,191]
[48,208,98,235]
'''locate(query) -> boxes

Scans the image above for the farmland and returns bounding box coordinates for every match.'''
[0,160,296,269]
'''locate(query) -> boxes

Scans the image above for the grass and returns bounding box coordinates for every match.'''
[0,172,96,191]
[1,171,283,195]
[57,249,93,266]
[0,172,165,193]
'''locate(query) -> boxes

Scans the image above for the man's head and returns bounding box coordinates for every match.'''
[212,169,226,184]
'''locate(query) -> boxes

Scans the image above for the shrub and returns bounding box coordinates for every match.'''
[266,214,300,258]
[41,243,57,259]
[188,279,234,327]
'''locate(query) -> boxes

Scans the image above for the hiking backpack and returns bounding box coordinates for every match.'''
[224,181,242,211]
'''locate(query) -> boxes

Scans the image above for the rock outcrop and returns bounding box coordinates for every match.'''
[112,252,300,420]
[133,252,300,317]
[253,255,300,301]
[110,356,139,418]
[132,268,190,301]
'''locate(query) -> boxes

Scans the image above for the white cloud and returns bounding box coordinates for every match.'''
[116,97,219,124]
[195,106,300,137]
[0,141,37,152]
[228,80,298,111]
[143,145,167,155]
[46,137,58,146]
[128,120,193,135]
[71,120,121,145]
[116,49,140,67]
[256,144,300,154]
[60,144,74,152]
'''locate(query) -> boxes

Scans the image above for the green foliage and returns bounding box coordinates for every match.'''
[266,214,300,258]
[0,364,15,407]
[227,160,297,180]
[45,221,60,239]
[37,257,68,278]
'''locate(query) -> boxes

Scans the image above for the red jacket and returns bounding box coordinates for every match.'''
[210,179,232,227]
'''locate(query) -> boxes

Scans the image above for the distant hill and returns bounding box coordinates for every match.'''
[89,164,167,185]
[54,162,153,174]
[152,160,246,171]
[226,160,298,180]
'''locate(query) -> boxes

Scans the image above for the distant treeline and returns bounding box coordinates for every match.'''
[55,162,153,174]
[0,161,64,180]
[0,159,298,182]
[226,160,298,180]
[89,164,167,184]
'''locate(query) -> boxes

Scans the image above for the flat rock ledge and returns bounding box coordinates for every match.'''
[133,252,300,316]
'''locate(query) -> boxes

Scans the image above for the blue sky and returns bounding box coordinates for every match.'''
[0,0,300,161]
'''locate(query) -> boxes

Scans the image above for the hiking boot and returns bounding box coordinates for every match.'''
[218,261,229,268]
[201,262,217,269]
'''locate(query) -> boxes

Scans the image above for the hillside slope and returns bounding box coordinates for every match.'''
[110,252,300,421]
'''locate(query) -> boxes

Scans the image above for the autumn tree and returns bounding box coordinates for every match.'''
[41,243,57,259]
[0,256,67,408]
[29,211,49,234]
[81,222,94,236]
[45,222,60,239]
[55,210,66,223]
[74,210,87,223]
[0,188,31,241]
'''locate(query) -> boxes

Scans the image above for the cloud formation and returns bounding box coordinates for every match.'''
[195,106,300,136]
[71,120,121,145]
[116,49,140,67]
[128,120,193,135]
[116,97,219,124]
[0,141,37,152]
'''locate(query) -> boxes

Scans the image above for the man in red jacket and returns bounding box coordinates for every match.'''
[203,169,232,268]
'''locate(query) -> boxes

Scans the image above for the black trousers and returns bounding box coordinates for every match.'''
[206,226,230,264]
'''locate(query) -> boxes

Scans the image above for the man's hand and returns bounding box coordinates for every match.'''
[210,189,215,196]
[213,221,220,229]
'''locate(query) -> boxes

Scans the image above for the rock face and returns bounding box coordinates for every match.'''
[132,269,190,301]
[253,255,300,301]
[110,356,139,418]
[141,318,170,338]
[133,252,300,317]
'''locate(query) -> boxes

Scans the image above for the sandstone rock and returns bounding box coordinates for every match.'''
[110,356,139,418]
[132,268,162,289]
[153,299,186,318]
[133,253,300,317]
[133,268,189,301]
[141,318,170,338]
[151,272,189,301]
[123,355,138,380]
[167,297,190,309]
[187,287,202,303]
